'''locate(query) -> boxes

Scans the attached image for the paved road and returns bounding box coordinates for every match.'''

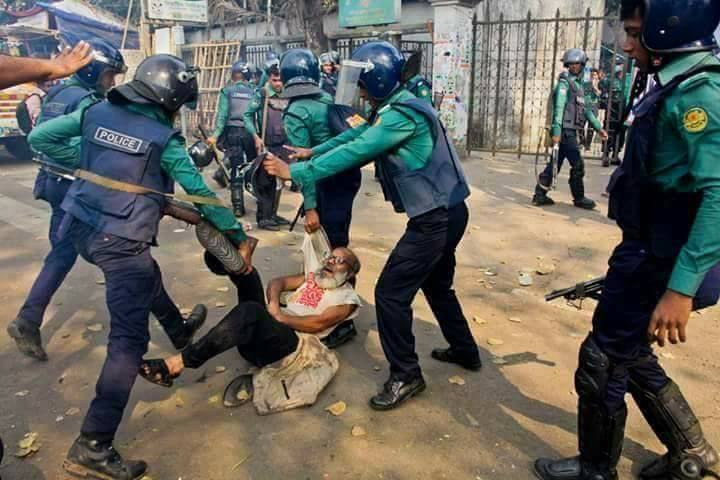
[0,154,718,480]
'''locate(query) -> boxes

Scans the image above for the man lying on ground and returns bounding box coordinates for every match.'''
[139,235,362,411]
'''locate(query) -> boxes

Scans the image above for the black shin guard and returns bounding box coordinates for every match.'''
[630,379,718,479]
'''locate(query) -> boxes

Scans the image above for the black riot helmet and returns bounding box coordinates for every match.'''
[188,140,216,168]
[108,54,199,114]
[562,48,588,67]
[279,48,323,99]
[623,0,720,53]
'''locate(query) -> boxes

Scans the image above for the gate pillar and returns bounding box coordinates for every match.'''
[430,0,476,154]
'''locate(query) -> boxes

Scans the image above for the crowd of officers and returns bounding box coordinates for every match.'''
[3,0,720,479]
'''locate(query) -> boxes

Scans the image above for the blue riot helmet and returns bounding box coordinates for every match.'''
[279,48,323,99]
[562,48,588,67]
[349,41,405,101]
[231,60,253,81]
[631,0,720,53]
[65,36,127,94]
[108,54,199,114]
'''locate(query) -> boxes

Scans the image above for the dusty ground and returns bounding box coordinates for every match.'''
[1,151,719,480]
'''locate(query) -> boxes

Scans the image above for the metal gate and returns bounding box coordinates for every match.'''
[467,8,630,162]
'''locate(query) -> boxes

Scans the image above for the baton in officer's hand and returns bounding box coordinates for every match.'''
[263,152,291,180]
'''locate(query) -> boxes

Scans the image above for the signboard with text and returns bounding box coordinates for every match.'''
[147,0,208,24]
[339,0,401,28]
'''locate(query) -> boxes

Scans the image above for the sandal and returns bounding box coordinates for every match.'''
[139,359,178,388]
[223,374,254,408]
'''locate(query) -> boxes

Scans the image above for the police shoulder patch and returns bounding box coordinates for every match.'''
[345,114,367,128]
[683,107,708,133]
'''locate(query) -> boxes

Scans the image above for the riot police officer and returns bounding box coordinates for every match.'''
[280,48,362,249]
[533,48,608,209]
[243,62,291,230]
[319,50,340,97]
[7,38,126,361]
[256,50,280,91]
[28,54,255,480]
[266,41,480,410]
[208,60,257,217]
[534,1,720,479]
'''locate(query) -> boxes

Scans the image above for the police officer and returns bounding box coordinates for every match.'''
[28,54,256,479]
[208,60,257,217]
[266,41,480,410]
[404,71,433,105]
[280,49,362,249]
[7,39,126,361]
[319,50,340,97]
[256,50,280,91]
[533,49,608,209]
[243,61,291,230]
[534,1,720,479]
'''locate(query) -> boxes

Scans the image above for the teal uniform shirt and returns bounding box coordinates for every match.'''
[551,73,603,137]
[283,91,336,149]
[243,85,283,138]
[212,80,253,139]
[28,101,247,243]
[289,88,434,209]
[646,52,720,296]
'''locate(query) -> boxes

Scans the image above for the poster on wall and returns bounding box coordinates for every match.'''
[339,0,401,28]
[147,0,208,24]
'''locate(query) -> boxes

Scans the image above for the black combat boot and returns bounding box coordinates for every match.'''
[7,318,48,361]
[534,402,626,480]
[369,374,426,411]
[569,167,596,210]
[431,347,482,371]
[630,379,719,479]
[63,435,147,480]
[535,336,626,480]
[573,197,597,210]
[533,185,555,206]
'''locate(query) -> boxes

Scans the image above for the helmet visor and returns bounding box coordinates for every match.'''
[335,59,373,107]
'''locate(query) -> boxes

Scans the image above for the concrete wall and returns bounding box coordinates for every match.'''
[478,0,606,20]
[185,0,433,45]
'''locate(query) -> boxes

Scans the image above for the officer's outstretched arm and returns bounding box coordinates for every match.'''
[311,121,369,157]
[212,90,229,139]
[551,80,568,138]
[27,108,84,168]
[160,136,248,244]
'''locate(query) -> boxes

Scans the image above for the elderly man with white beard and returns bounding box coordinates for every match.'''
[138,236,362,408]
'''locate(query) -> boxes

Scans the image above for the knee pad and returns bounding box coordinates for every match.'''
[575,334,611,401]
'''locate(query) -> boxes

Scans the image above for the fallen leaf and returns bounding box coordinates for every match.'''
[14,390,29,397]
[215,366,227,373]
[325,401,347,416]
[208,394,221,405]
[465,412,480,427]
[56,415,64,423]
[492,357,508,365]
[215,302,227,308]
[483,269,497,276]
[216,287,230,293]
[18,432,39,451]
[508,317,523,323]
[351,425,367,437]
[65,407,81,416]
[448,375,466,386]
[61,333,71,339]
[536,263,556,275]
[86,323,103,332]
[472,316,487,325]
[487,338,505,346]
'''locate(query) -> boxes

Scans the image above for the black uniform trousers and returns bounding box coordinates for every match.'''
[375,202,478,381]
[17,177,78,328]
[65,218,189,440]
[224,126,257,176]
[538,130,586,200]
[589,241,672,413]
[252,144,287,222]
[181,268,298,370]
[316,169,362,248]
